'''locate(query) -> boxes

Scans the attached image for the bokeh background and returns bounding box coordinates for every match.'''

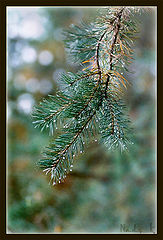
[7,7,156,233]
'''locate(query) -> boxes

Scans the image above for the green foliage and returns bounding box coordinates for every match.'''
[32,7,144,185]
[98,98,133,151]
[8,7,156,233]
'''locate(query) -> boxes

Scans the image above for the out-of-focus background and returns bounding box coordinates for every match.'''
[7,7,156,233]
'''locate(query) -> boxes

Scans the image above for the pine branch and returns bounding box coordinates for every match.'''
[32,7,144,185]
[41,111,98,185]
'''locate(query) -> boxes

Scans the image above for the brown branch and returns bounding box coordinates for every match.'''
[73,30,109,121]
[104,8,124,134]
[74,82,100,119]
[53,111,96,167]
[44,103,71,121]
[105,8,124,98]
[96,30,107,79]
[69,71,98,86]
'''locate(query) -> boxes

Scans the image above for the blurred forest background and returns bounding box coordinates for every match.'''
[7,7,156,233]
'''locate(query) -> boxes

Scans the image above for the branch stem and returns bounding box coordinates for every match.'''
[104,8,124,134]
[53,111,96,167]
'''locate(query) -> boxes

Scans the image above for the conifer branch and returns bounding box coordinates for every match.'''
[96,30,107,76]
[33,6,144,184]
[69,71,98,86]
[55,111,96,164]
[105,7,124,98]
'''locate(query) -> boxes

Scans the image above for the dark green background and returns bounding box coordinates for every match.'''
[7,7,156,233]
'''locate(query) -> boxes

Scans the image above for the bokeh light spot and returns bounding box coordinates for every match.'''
[39,79,53,94]
[38,50,54,66]
[17,93,35,114]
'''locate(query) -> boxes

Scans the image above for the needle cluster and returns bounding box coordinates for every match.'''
[32,7,142,185]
